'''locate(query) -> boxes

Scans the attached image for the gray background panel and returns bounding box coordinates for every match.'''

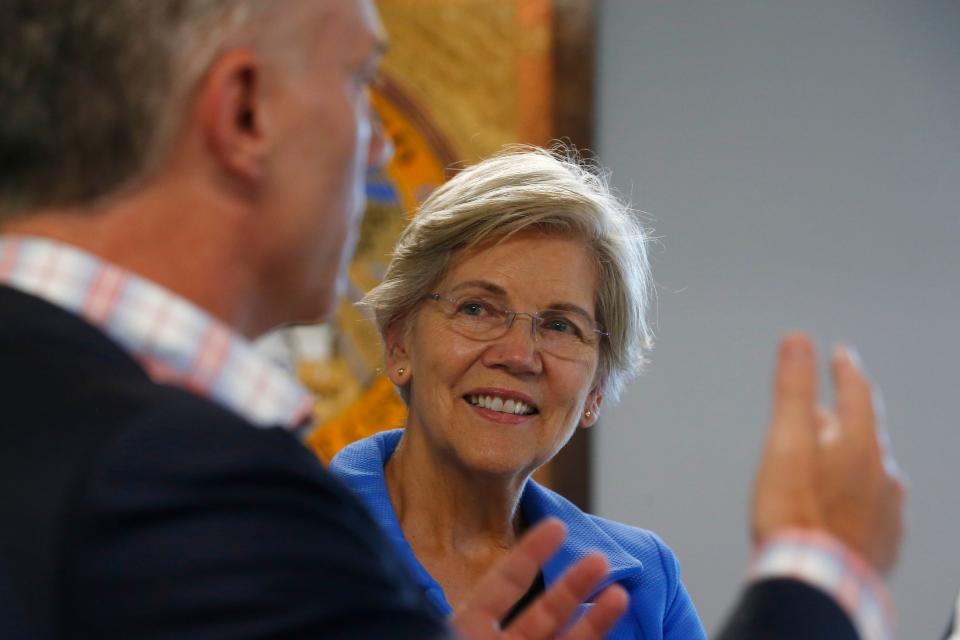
[594,1,960,637]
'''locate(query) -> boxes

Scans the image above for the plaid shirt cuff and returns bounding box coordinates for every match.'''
[749,529,895,640]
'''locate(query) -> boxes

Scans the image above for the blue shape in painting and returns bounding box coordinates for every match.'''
[366,168,399,205]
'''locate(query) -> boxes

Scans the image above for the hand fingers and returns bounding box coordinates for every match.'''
[831,346,874,437]
[557,584,629,640]
[768,333,819,453]
[871,473,907,575]
[452,518,566,637]
[831,346,903,479]
[751,334,823,545]
[505,553,611,640]
[829,346,908,575]
[815,406,839,445]
[871,387,907,484]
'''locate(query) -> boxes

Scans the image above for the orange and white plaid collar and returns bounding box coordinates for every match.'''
[0,234,314,430]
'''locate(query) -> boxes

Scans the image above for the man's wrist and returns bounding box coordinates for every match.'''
[749,528,894,640]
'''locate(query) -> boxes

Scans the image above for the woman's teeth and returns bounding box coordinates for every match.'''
[467,394,535,416]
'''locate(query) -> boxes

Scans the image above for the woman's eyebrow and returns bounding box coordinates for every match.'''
[546,302,595,320]
[448,280,507,297]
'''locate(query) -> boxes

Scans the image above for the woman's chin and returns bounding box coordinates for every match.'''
[450,444,540,482]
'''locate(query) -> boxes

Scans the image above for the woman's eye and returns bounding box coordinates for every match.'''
[458,301,487,317]
[543,316,581,335]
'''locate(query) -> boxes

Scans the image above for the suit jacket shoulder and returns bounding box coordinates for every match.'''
[0,287,448,639]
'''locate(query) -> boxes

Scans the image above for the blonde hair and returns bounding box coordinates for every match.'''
[363,146,654,403]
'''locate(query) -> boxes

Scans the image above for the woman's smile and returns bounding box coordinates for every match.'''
[463,387,540,425]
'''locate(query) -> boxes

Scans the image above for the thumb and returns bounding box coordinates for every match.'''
[767,332,819,455]
[752,333,823,545]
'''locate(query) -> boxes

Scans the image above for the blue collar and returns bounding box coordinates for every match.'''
[329,429,644,615]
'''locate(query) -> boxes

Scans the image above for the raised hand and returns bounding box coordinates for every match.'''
[451,518,628,640]
[752,333,905,574]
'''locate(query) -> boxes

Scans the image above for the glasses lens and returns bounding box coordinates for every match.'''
[536,310,597,357]
[440,296,507,339]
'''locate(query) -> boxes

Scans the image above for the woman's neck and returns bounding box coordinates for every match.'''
[384,429,532,609]
[385,429,528,551]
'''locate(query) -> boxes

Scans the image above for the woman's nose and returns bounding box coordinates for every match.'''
[481,315,543,374]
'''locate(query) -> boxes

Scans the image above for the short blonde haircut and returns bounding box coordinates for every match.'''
[363,146,654,403]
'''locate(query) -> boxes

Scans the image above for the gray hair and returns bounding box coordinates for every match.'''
[0,0,289,218]
[363,146,654,404]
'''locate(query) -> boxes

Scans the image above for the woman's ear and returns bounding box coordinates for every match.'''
[580,387,604,428]
[385,321,411,385]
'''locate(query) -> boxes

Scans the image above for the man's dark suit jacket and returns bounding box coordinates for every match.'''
[0,285,447,639]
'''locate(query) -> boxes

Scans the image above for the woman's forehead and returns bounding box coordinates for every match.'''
[439,233,599,310]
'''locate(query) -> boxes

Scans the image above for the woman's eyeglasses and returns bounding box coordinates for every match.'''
[424,293,606,359]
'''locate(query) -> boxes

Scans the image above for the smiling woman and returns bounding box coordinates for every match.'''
[328,146,706,639]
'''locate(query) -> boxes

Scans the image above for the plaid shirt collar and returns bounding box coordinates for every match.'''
[0,234,314,430]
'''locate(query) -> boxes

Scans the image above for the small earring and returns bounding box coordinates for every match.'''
[585,410,592,418]
[397,367,405,376]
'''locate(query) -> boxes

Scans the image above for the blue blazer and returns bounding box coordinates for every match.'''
[330,429,707,640]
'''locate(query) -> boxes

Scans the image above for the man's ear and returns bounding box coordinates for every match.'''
[197,49,268,183]
[580,386,604,428]
[385,320,411,385]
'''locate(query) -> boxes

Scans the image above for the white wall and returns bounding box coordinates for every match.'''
[594,1,960,637]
